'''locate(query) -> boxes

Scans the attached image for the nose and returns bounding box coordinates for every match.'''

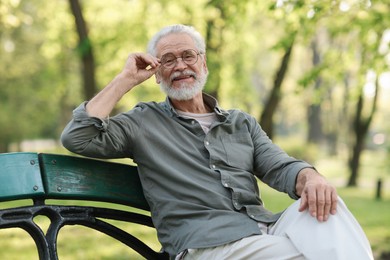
[173,57,188,70]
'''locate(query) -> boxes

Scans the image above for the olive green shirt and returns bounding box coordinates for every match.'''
[61,93,312,257]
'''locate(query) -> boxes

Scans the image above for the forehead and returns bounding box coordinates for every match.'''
[156,33,196,57]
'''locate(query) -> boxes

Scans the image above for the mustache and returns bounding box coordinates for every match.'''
[170,70,197,82]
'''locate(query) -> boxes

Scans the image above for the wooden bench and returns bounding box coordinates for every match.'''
[0,152,169,259]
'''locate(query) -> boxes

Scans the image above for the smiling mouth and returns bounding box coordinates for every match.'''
[172,75,195,82]
[170,70,197,83]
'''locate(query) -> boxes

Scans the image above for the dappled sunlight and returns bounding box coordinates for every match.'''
[57,224,160,260]
[1,0,389,258]
[0,228,39,259]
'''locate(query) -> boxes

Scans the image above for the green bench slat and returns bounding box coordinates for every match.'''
[39,154,150,211]
[0,152,166,259]
[0,152,45,201]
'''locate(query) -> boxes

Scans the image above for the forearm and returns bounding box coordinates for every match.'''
[86,72,137,119]
[60,104,131,159]
[86,52,160,119]
[61,53,159,158]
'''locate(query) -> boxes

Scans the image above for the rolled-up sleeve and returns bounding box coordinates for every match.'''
[61,102,135,159]
[250,117,313,199]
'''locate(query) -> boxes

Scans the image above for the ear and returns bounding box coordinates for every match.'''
[202,56,208,74]
[155,72,161,84]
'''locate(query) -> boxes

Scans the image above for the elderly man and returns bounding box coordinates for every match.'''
[61,24,373,259]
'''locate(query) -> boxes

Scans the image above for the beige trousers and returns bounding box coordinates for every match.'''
[181,197,373,260]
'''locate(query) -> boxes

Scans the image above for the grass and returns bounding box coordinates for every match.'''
[0,150,389,259]
[0,200,161,260]
[1,186,389,259]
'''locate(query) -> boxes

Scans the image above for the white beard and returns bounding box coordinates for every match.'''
[159,68,208,101]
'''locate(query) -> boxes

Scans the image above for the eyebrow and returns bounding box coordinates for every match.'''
[159,47,196,57]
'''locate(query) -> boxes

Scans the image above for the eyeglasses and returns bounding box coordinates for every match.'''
[160,49,202,69]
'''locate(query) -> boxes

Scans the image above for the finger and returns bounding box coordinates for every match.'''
[299,194,308,212]
[307,189,317,218]
[132,53,159,70]
[139,66,159,80]
[323,188,332,221]
[147,59,161,69]
[316,188,325,222]
[143,54,161,68]
[330,190,338,215]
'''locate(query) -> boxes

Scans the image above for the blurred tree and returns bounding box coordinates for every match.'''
[348,75,379,186]
[1,0,389,191]
[259,31,296,139]
[327,1,388,187]
[298,1,389,186]
[345,2,389,186]
[258,0,327,139]
[204,0,248,99]
[0,0,74,152]
[306,34,324,144]
[68,0,96,100]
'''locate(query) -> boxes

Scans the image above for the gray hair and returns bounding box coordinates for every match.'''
[147,24,206,56]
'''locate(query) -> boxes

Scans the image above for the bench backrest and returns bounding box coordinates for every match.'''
[0,152,167,260]
[0,152,149,210]
[40,153,149,210]
[0,152,45,201]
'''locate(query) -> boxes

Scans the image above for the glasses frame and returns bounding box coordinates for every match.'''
[159,49,202,69]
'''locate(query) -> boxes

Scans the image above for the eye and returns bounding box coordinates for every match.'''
[183,52,196,60]
[161,54,176,64]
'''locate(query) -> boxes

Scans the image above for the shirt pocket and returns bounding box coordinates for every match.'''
[222,133,254,171]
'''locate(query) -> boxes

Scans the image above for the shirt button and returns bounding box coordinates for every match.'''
[224,183,228,187]
[212,164,216,169]
[205,141,210,146]
[191,120,196,124]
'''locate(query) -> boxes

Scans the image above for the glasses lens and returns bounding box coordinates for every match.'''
[161,53,177,68]
[161,50,199,68]
[182,50,198,65]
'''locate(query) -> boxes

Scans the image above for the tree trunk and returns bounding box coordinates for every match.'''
[308,104,323,143]
[68,0,97,100]
[347,78,379,186]
[307,38,324,144]
[259,34,296,139]
[348,94,366,186]
[348,129,366,186]
[204,19,221,99]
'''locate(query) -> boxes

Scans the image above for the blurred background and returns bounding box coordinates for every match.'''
[1,0,389,259]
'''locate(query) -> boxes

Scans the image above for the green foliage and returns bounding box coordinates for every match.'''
[0,0,389,256]
[0,0,389,188]
[0,0,388,185]
[1,0,74,148]
[275,135,319,164]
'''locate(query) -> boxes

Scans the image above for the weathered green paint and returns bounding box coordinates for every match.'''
[0,153,149,211]
[0,152,45,201]
[39,153,149,210]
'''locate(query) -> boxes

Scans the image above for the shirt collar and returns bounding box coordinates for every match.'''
[163,92,228,118]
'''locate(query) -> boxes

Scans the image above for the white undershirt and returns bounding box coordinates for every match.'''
[177,110,218,134]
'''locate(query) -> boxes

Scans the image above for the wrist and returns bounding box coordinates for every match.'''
[295,168,319,196]
[114,72,138,93]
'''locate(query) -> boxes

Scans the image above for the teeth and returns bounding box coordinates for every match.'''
[171,72,196,82]
[174,76,191,81]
